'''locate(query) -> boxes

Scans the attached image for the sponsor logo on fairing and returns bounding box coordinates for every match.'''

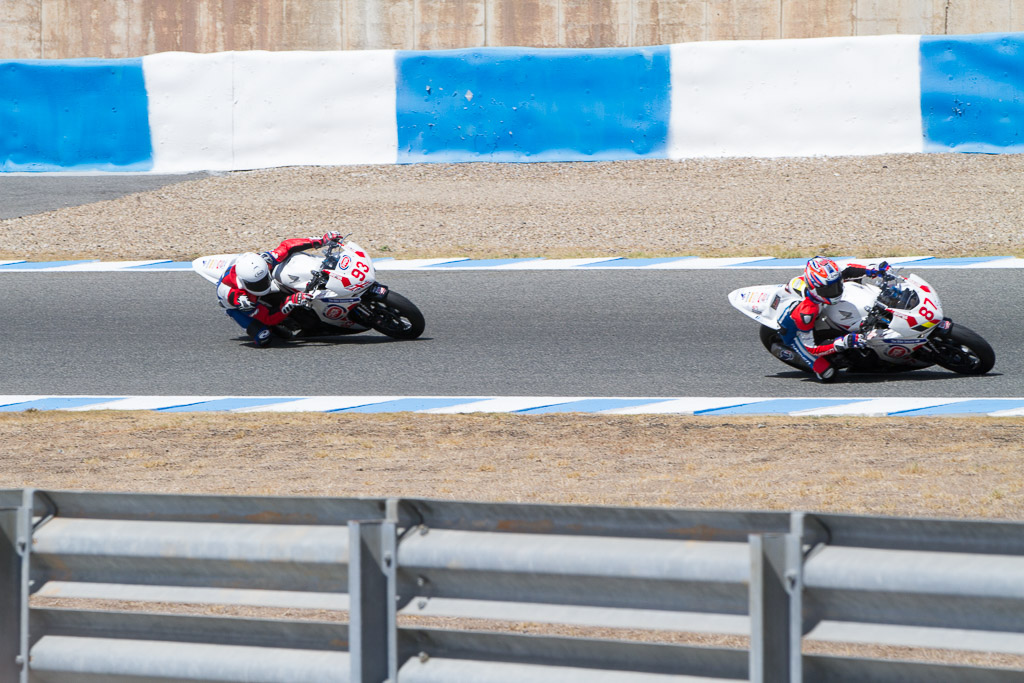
[323,305,347,320]
[340,255,351,269]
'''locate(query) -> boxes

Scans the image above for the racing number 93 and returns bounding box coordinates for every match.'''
[350,261,370,282]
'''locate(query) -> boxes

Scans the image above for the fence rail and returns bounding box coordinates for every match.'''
[0,489,1021,682]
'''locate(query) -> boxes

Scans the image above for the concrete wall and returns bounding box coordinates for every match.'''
[3,0,1024,58]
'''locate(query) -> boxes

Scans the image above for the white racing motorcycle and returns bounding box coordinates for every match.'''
[729,267,995,378]
[193,237,425,341]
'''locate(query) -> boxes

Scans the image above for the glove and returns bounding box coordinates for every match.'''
[866,261,891,277]
[259,251,275,266]
[832,333,865,352]
[311,231,342,248]
[236,294,256,312]
[281,292,313,315]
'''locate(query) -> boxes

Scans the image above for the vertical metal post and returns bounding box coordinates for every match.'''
[0,503,31,683]
[788,512,817,680]
[749,532,800,683]
[349,520,397,683]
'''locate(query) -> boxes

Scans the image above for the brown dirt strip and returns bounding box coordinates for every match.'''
[4,412,1022,519]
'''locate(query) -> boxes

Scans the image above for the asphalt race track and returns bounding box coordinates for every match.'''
[0,174,208,219]
[1,269,1018,398]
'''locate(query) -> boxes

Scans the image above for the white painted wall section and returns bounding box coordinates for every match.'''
[144,50,398,172]
[668,35,924,159]
[231,50,398,169]
[144,52,234,173]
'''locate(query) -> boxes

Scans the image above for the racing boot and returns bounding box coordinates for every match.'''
[811,357,838,383]
[274,317,303,339]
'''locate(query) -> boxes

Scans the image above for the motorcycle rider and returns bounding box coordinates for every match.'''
[778,256,890,382]
[218,231,342,346]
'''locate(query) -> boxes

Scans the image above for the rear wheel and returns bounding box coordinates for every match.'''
[930,324,995,375]
[363,291,425,340]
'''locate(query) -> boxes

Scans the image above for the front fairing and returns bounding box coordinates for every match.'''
[322,241,376,296]
[892,274,943,334]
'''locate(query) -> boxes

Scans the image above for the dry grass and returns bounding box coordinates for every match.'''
[4,411,1022,518]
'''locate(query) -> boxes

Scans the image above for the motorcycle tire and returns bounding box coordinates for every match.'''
[759,325,812,373]
[364,291,425,340]
[929,323,995,375]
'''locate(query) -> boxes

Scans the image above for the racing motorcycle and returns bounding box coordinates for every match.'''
[193,237,424,341]
[728,267,995,378]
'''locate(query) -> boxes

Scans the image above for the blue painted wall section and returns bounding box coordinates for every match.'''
[0,58,153,172]
[920,33,1024,153]
[395,47,671,163]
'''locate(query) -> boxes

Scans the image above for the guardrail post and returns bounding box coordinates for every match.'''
[349,519,397,683]
[0,503,31,683]
[749,532,801,683]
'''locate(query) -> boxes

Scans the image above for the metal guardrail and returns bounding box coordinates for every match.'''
[0,488,1022,682]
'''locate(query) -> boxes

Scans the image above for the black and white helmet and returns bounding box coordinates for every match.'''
[234,252,272,295]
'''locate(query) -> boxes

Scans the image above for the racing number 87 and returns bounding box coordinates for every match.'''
[919,298,938,321]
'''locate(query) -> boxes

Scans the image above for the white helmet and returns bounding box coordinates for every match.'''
[234,252,272,295]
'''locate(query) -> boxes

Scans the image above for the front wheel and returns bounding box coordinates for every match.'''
[362,290,425,340]
[929,324,995,375]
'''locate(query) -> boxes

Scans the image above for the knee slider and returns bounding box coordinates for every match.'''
[246,321,273,347]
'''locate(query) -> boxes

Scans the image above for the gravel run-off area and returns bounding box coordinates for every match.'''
[2,154,1024,261]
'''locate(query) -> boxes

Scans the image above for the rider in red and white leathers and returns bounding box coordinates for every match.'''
[218,231,341,346]
[778,256,890,382]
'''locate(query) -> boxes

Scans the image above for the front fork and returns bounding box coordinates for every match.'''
[348,282,389,326]
[918,318,954,359]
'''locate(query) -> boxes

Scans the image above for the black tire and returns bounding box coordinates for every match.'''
[759,325,812,373]
[364,291,425,340]
[930,324,995,375]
